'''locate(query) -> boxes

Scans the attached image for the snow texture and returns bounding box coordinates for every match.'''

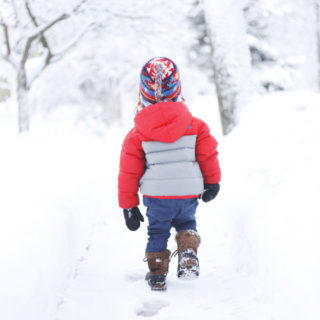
[203,0,253,133]
[1,90,320,319]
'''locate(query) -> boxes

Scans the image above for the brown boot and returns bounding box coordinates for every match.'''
[145,250,171,291]
[175,230,201,278]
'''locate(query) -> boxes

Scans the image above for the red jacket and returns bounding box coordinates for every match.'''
[118,102,221,209]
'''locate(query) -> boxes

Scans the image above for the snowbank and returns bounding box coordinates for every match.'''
[220,91,320,319]
[0,115,122,319]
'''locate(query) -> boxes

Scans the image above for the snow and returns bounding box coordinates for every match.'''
[1,90,320,319]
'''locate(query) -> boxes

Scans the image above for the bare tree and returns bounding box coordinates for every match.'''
[202,0,254,135]
[0,0,91,132]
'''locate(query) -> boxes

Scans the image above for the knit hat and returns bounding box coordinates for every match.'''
[138,57,182,110]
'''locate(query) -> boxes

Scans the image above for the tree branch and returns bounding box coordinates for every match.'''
[32,13,69,39]
[21,0,90,80]
[0,14,17,69]
[101,7,150,20]
[20,36,33,68]
[29,21,95,86]
[25,0,53,64]
[72,0,88,14]
[1,21,11,57]
[20,12,69,68]
[25,0,88,41]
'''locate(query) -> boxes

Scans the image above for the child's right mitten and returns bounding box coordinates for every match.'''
[202,183,220,202]
[123,207,144,231]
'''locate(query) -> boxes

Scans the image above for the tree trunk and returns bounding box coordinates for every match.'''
[202,0,253,135]
[17,70,30,133]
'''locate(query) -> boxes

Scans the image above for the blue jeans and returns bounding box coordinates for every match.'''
[143,196,199,252]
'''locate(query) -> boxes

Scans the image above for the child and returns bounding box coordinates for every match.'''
[118,57,221,291]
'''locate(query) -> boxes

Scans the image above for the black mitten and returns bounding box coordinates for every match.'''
[202,183,220,203]
[123,207,144,231]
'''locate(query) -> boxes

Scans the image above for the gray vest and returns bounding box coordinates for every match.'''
[139,135,204,196]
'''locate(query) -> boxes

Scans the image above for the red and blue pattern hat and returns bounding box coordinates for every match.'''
[139,57,182,108]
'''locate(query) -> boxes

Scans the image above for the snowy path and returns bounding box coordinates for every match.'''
[49,131,270,320]
[54,93,320,320]
[1,92,320,320]
[54,186,270,320]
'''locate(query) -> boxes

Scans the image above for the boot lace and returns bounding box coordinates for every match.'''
[169,250,178,261]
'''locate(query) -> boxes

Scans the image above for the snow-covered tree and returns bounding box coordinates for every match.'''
[243,0,318,92]
[186,0,213,80]
[0,0,91,132]
[30,0,198,129]
[243,0,288,92]
[202,0,253,135]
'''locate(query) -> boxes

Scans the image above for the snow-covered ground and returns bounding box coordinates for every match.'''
[0,91,319,320]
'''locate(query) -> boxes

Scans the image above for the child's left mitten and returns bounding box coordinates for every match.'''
[202,183,220,202]
[123,207,144,231]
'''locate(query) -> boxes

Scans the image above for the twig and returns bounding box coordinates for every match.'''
[72,0,88,14]
[87,6,150,20]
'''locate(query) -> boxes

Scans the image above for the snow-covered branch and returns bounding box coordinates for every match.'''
[29,21,95,86]
[71,0,88,14]
[25,1,51,48]
[51,22,95,60]
[1,20,11,57]
[20,0,88,68]
[25,0,53,66]
[22,0,89,56]
[0,12,17,69]
[104,8,150,20]
[27,13,69,42]
[88,6,151,20]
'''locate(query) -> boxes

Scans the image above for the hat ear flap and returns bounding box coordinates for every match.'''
[135,96,143,114]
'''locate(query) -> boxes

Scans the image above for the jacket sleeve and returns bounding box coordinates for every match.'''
[118,129,145,209]
[195,119,221,184]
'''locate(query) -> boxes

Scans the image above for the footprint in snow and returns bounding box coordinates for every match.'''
[136,300,169,317]
[125,271,145,282]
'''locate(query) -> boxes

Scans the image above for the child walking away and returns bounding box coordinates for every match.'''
[118,57,221,291]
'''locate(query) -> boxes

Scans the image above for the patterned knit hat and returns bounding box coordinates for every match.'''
[138,57,182,110]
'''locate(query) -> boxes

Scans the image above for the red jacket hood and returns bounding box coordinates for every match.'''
[134,102,193,143]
